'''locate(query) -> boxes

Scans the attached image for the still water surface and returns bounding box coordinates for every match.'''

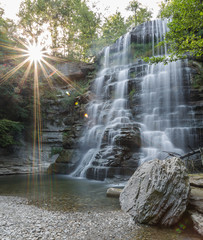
[0,174,120,212]
[0,174,201,239]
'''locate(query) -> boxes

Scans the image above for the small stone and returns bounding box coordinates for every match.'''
[106,188,123,198]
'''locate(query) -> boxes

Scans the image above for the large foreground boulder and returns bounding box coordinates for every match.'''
[120,157,190,226]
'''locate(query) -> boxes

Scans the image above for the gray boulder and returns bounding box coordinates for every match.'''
[190,211,203,236]
[189,187,203,213]
[120,157,190,226]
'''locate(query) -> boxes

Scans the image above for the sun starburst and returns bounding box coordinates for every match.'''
[0,38,82,173]
[27,41,43,63]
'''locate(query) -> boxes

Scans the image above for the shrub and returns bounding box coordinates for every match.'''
[0,119,23,148]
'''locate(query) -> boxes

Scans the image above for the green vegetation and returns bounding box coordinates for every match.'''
[61,79,91,107]
[0,64,33,122]
[0,7,15,63]
[97,11,127,47]
[190,61,203,89]
[18,0,101,62]
[16,0,153,61]
[0,119,23,148]
[41,87,61,101]
[145,0,203,64]
[129,89,136,100]
[49,147,63,157]
[131,42,153,61]
[125,0,152,27]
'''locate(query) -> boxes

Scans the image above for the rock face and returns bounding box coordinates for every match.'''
[189,187,203,236]
[120,157,190,226]
[190,211,203,236]
[0,61,95,175]
[188,173,203,236]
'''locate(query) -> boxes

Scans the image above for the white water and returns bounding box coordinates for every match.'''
[139,20,196,163]
[70,32,133,178]
[70,19,197,179]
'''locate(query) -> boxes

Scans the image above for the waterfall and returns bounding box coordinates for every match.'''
[70,19,198,180]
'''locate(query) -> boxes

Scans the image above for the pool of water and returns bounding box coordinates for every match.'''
[0,174,121,212]
[0,173,201,239]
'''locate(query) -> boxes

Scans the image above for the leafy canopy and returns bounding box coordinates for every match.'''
[18,0,101,62]
[126,0,152,27]
[145,0,203,64]
[99,11,127,46]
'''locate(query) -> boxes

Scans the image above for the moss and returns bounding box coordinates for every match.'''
[189,61,203,90]
[56,150,74,163]
[129,89,136,100]
[130,42,153,61]
[0,119,23,148]
[49,147,63,157]
[61,79,91,108]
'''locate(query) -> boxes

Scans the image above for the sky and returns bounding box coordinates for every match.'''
[0,0,162,21]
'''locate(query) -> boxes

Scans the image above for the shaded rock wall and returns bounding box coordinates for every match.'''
[0,61,95,175]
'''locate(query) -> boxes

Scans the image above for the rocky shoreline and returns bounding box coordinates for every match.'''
[0,196,202,240]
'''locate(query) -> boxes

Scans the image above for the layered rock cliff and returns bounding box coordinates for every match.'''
[0,61,95,175]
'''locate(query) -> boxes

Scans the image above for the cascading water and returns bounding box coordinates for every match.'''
[70,19,198,180]
[71,32,140,180]
[139,20,197,163]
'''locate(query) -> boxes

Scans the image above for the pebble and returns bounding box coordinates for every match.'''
[0,196,202,240]
[0,196,136,240]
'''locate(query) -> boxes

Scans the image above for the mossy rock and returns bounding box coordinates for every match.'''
[48,162,72,174]
[56,150,75,163]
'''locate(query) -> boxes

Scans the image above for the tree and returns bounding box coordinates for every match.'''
[0,8,16,63]
[18,0,101,61]
[100,11,128,46]
[126,0,152,27]
[147,0,203,63]
[162,0,203,59]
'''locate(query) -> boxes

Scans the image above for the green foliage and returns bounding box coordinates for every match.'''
[192,73,203,89]
[129,89,136,100]
[0,64,33,122]
[143,55,187,65]
[41,87,61,101]
[49,147,63,157]
[148,0,203,64]
[131,42,152,60]
[0,8,16,63]
[61,90,80,107]
[190,61,203,89]
[125,0,152,27]
[99,11,128,46]
[61,79,90,107]
[0,119,23,148]
[18,0,101,62]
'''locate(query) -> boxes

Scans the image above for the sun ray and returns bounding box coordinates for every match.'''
[33,59,42,173]
[41,58,83,94]
[0,37,89,175]
[43,54,68,62]
[0,43,29,54]
[38,60,53,88]
[19,60,33,89]
[3,54,30,61]
[0,57,30,85]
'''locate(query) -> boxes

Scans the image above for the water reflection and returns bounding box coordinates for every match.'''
[0,174,120,212]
